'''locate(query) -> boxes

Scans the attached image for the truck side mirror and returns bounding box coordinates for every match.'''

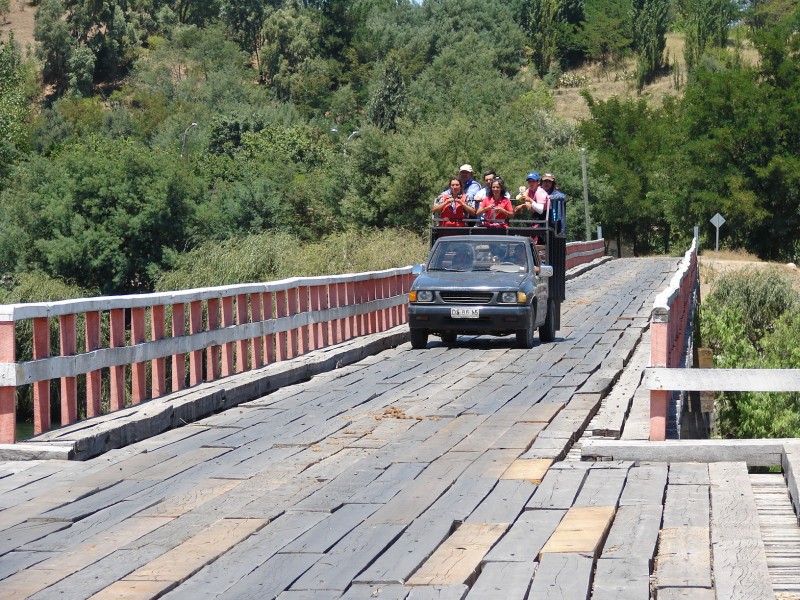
[538,265,554,278]
[412,263,426,275]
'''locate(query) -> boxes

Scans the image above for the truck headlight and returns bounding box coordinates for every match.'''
[500,291,528,304]
[500,291,518,303]
[411,290,434,302]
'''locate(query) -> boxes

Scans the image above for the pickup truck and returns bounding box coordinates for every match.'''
[407,235,555,349]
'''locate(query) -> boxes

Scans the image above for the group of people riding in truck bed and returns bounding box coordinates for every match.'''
[432,164,566,230]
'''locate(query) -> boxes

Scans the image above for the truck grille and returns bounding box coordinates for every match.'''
[440,292,494,304]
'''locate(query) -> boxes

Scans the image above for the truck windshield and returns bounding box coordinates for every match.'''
[429,240,529,272]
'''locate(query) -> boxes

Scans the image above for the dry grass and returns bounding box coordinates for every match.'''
[551,33,689,123]
[552,32,761,124]
[699,251,800,299]
[1,0,36,50]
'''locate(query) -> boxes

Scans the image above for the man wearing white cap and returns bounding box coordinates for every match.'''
[456,164,482,211]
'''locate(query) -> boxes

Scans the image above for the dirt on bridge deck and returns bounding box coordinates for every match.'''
[1,256,797,599]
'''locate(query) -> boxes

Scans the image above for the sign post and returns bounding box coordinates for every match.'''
[710,213,726,251]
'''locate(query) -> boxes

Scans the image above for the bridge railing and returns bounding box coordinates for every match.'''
[0,239,605,445]
[565,239,605,270]
[649,236,700,440]
[0,269,414,444]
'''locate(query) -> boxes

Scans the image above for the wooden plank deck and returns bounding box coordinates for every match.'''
[4,257,800,599]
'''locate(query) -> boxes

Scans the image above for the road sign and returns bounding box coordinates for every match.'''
[710,213,725,251]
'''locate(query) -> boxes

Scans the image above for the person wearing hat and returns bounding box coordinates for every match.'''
[456,164,482,211]
[541,173,566,233]
[515,171,550,217]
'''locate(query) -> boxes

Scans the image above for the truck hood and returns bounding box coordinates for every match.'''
[413,270,528,291]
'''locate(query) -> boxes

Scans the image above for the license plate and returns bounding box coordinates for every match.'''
[451,307,479,319]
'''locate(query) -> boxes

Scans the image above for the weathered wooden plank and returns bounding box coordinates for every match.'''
[519,436,571,461]
[465,480,536,524]
[646,367,800,392]
[709,462,774,600]
[0,549,56,580]
[527,552,594,600]
[338,584,410,599]
[405,585,468,600]
[2,517,169,599]
[618,463,668,506]
[526,466,588,510]
[656,589,716,600]
[136,479,242,518]
[581,439,786,467]
[274,590,340,600]
[500,459,551,484]
[668,462,710,486]
[85,518,267,599]
[357,477,497,585]
[483,509,565,562]
[464,560,536,599]
[181,552,323,600]
[461,449,521,479]
[157,511,328,600]
[663,484,709,529]
[0,520,71,557]
[489,422,545,450]
[354,516,454,585]
[539,506,615,558]
[289,468,383,512]
[406,524,508,586]
[591,557,651,600]
[572,466,629,507]
[282,504,381,553]
[653,527,712,589]
[782,450,800,518]
[366,454,478,526]
[601,504,662,562]
[348,463,427,505]
[290,523,405,591]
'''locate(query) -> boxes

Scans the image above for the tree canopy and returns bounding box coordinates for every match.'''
[1,0,799,297]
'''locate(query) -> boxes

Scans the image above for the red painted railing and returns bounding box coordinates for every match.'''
[566,239,605,270]
[0,238,607,445]
[0,269,415,444]
[649,236,700,440]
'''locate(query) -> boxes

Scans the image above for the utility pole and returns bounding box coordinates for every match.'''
[181,122,198,158]
[581,147,591,240]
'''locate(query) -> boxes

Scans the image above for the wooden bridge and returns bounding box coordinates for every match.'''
[2,250,800,598]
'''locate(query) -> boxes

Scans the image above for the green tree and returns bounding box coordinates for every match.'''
[579,91,671,255]
[367,53,406,131]
[0,137,204,294]
[680,0,737,73]
[34,0,74,93]
[0,32,29,181]
[519,0,561,77]
[580,0,632,68]
[629,0,670,89]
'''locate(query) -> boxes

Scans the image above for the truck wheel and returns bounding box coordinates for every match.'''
[440,332,457,344]
[410,328,429,349]
[539,298,556,343]
[516,310,535,349]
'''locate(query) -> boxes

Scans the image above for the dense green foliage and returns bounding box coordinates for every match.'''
[1,0,799,300]
[700,267,800,438]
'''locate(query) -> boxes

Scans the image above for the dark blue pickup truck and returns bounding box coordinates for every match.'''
[408,234,556,349]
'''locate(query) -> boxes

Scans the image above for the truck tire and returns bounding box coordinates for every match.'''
[410,328,429,349]
[440,332,457,344]
[516,309,535,349]
[539,298,556,343]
